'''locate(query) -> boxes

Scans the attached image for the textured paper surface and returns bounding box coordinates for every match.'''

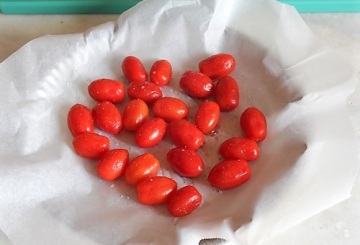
[0,0,359,244]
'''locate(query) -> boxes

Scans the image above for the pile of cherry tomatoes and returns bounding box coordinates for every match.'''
[67,53,267,217]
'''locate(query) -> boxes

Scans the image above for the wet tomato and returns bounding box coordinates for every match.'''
[96,149,129,181]
[167,147,204,177]
[215,76,239,111]
[240,107,267,142]
[195,101,220,134]
[152,97,189,122]
[123,99,149,132]
[124,153,160,186]
[198,53,236,79]
[127,81,163,104]
[92,101,122,134]
[136,176,177,205]
[219,137,259,161]
[88,78,125,103]
[67,104,94,137]
[208,159,251,190]
[72,132,110,159]
[135,118,167,148]
[150,59,172,86]
[167,186,202,217]
[168,119,204,150]
[122,56,147,83]
[179,71,214,98]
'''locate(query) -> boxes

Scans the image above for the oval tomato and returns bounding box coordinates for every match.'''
[88,78,125,103]
[167,147,204,177]
[72,132,110,159]
[219,137,259,161]
[215,76,239,111]
[240,107,267,142]
[122,56,147,83]
[127,81,163,104]
[208,159,251,190]
[167,186,202,217]
[92,101,122,134]
[168,119,204,150]
[124,153,160,186]
[179,71,214,98]
[195,101,220,134]
[198,53,236,79]
[135,118,167,148]
[122,99,149,132]
[153,97,189,122]
[96,149,129,181]
[67,104,94,137]
[150,59,172,86]
[136,176,177,205]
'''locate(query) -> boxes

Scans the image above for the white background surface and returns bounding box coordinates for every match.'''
[0,10,360,245]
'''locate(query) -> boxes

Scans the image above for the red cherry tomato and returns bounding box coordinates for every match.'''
[240,107,267,142]
[72,132,110,159]
[96,149,129,181]
[168,119,204,150]
[124,153,160,186]
[127,81,163,104]
[198,53,236,79]
[167,186,202,217]
[67,104,94,137]
[195,101,220,134]
[153,97,189,122]
[136,176,177,205]
[215,76,239,111]
[208,159,251,190]
[150,59,172,86]
[179,71,214,98]
[122,56,147,83]
[219,137,259,161]
[167,147,204,177]
[88,78,125,103]
[122,99,149,132]
[135,118,167,148]
[92,101,122,134]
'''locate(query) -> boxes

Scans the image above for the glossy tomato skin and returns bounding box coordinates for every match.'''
[179,71,214,98]
[96,149,129,181]
[167,147,204,177]
[122,99,149,132]
[135,118,167,148]
[150,59,172,86]
[215,76,239,111]
[136,176,177,205]
[168,119,205,150]
[88,78,125,103]
[195,101,220,134]
[92,101,122,134]
[67,104,94,137]
[153,97,189,122]
[127,81,163,104]
[208,159,251,190]
[219,137,259,161]
[240,107,267,142]
[167,186,202,217]
[124,153,160,186]
[122,56,147,83]
[72,132,110,159]
[198,53,236,79]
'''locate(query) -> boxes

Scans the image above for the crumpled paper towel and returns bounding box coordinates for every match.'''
[0,0,359,244]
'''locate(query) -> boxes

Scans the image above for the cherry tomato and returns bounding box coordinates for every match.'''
[72,132,110,159]
[88,78,125,103]
[127,81,163,104]
[195,101,220,134]
[240,107,267,142]
[167,147,204,177]
[122,99,149,132]
[168,119,204,150]
[135,118,167,148]
[67,104,94,137]
[215,76,239,111]
[167,186,202,217]
[179,71,214,98]
[92,101,122,134]
[150,59,172,86]
[198,53,236,79]
[153,97,189,122]
[124,153,160,186]
[96,149,129,181]
[136,176,177,205]
[208,159,251,190]
[122,56,147,83]
[219,137,259,161]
